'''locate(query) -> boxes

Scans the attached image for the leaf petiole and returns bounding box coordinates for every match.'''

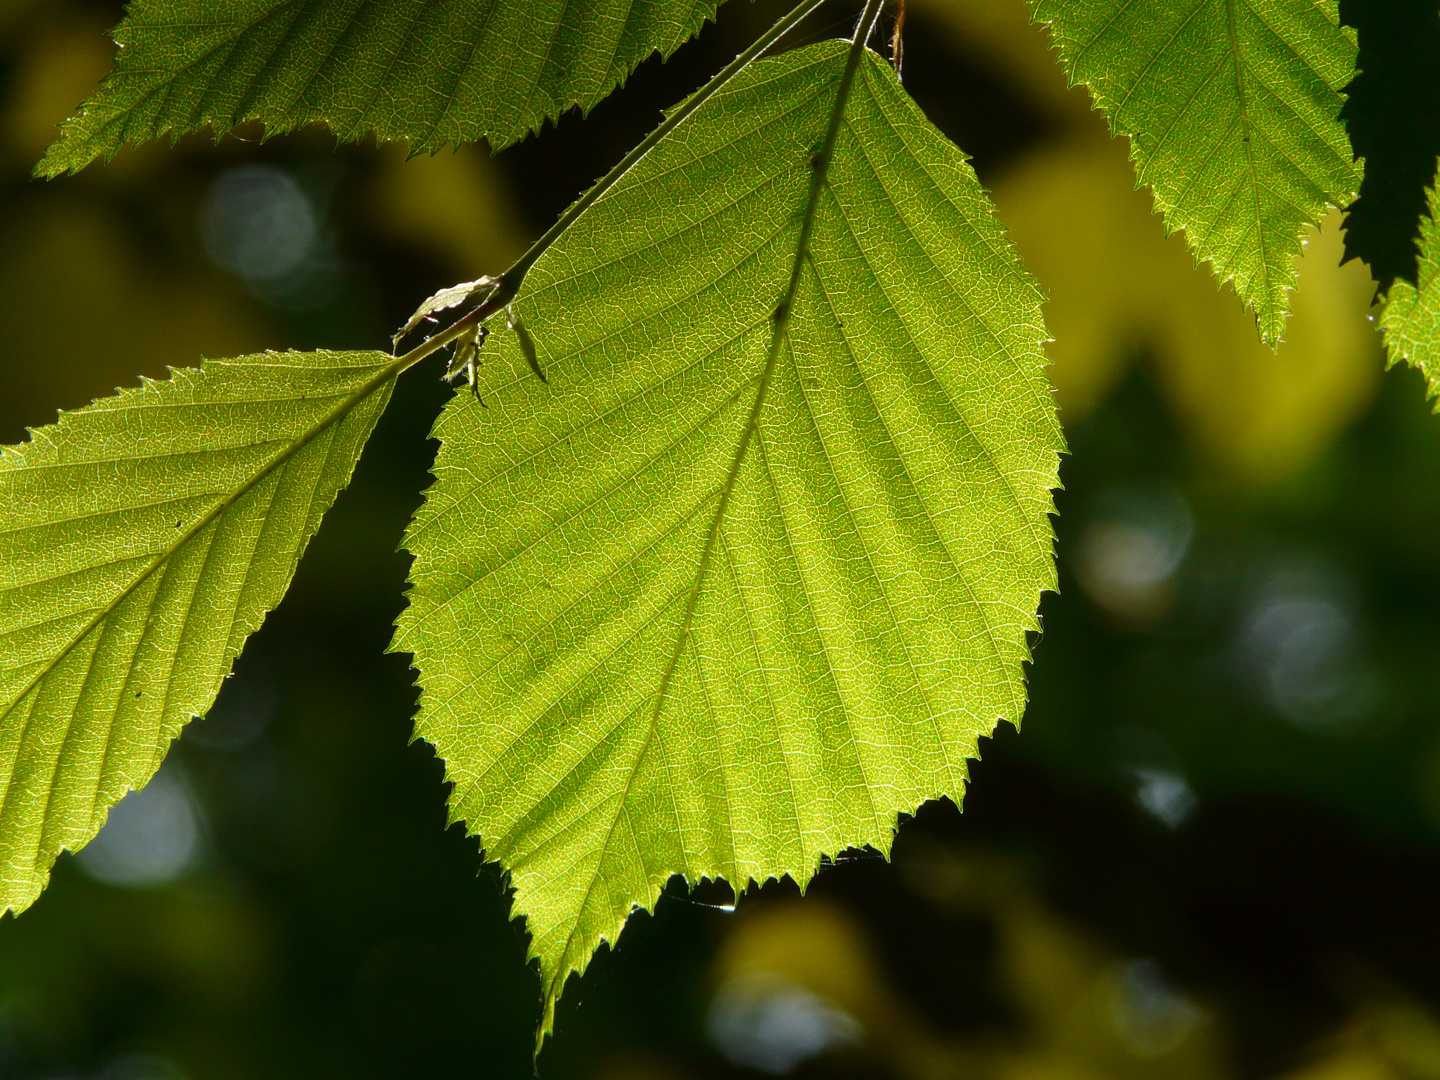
[401,0,833,365]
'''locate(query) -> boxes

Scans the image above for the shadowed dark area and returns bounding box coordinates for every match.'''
[1340,0,1440,288]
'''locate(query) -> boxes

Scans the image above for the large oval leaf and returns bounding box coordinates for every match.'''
[396,41,1062,1040]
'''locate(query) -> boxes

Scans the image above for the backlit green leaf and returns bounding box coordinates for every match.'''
[0,350,394,912]
[38,0,733,176]
[1030,0,1361,343]
[395,41,1061,1041]
[1380,160,1440,403]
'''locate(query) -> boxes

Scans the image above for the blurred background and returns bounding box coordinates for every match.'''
[2,0,1440,1077]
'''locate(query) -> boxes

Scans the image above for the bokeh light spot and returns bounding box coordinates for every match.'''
[75,765,202,889]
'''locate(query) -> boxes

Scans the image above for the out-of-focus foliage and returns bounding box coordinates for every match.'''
[37,0,740,175]
[705,849,1228,1080]
[398,40,1060,1041]
[1029,0,1361,343]
[691,843,1440,1080]
[999,146,1379,480]
[1380,164,1440,403]
[1284,1002,1440,1080]
[367,144,528,281]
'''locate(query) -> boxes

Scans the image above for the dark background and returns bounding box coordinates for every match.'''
[2,2,1440,1079]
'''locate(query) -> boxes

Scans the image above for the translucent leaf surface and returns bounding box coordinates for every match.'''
[395,41,1062,1040]
[38,0,732,176]
[1029,0,1361,343]
[0,350,394,912]
[1381,162,1440,403]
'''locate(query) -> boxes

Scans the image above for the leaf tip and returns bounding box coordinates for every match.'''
[33,137,87,181]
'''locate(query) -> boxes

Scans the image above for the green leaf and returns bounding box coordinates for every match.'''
[1380,159,1440,403]
[395,40,1061,1041]
[1029,0,1362,343]
[0,350,395,912]
[38,0,734,177]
